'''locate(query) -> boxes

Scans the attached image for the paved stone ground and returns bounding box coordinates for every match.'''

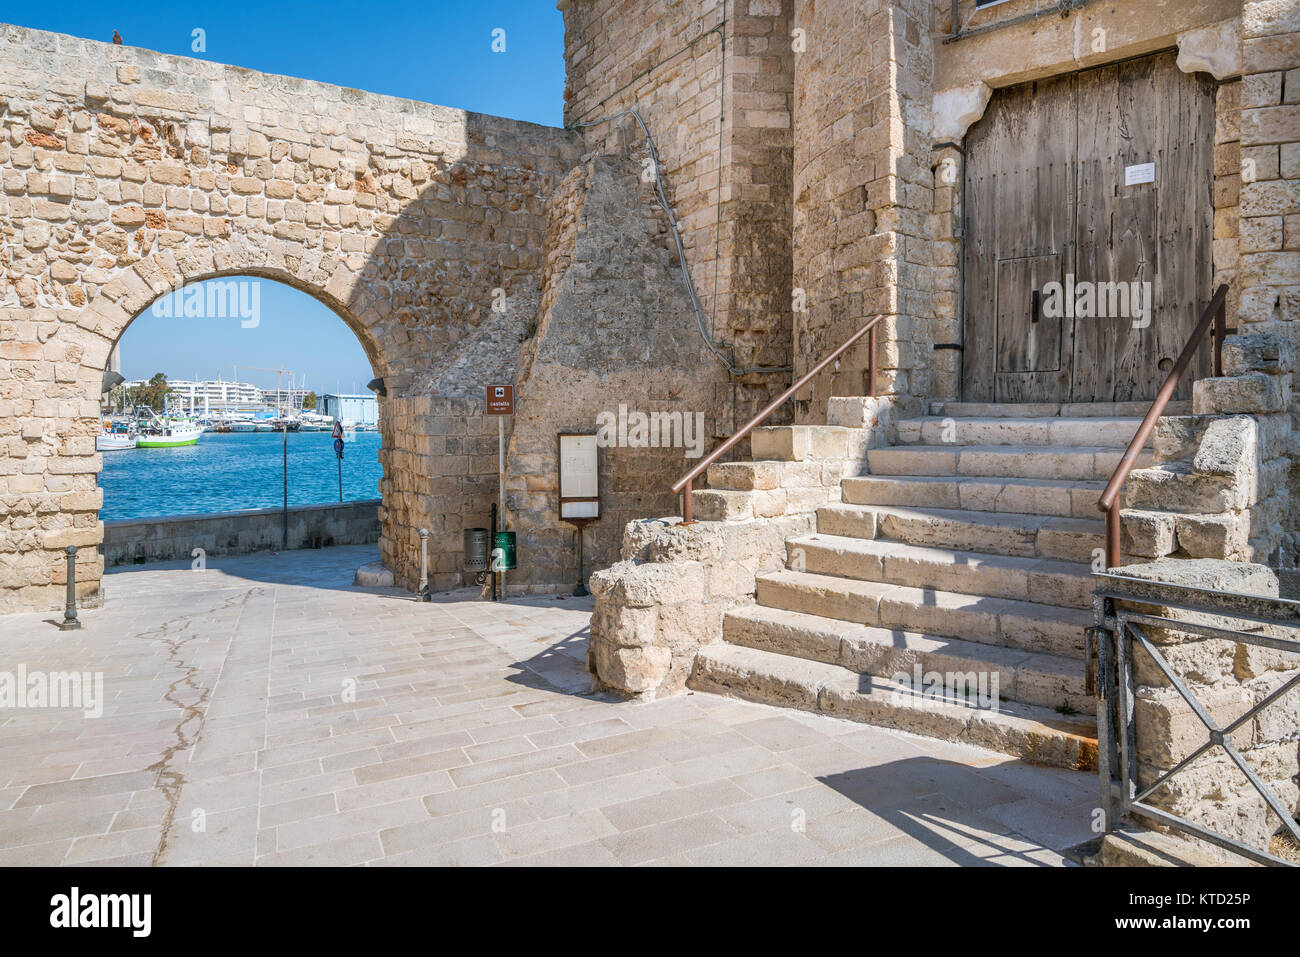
[0,545,1099,866]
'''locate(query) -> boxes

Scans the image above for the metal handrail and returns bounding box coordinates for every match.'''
[1097,284,1230,568]
[672,314,883,523]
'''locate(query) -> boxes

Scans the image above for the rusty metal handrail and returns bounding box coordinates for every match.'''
[1097,284,1229,568]
[672,314,883,523]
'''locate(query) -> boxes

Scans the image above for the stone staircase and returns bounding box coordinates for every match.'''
[688,400,1187,771]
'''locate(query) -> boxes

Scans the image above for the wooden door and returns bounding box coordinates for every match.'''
[962,52,1215,403]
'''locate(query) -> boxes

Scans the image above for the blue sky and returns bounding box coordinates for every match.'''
[122,279,380,394]
[4,1,568,390]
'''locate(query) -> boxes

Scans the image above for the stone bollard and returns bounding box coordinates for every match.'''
[58,545,82,631]
[417,528,430,602]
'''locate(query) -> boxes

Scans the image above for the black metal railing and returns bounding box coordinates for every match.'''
[1093,571,1300,866]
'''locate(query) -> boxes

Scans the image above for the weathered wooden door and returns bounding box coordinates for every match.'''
[962,52,1215,403]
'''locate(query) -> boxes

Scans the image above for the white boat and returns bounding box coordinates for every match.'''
[97,431,136,451]
[134,409,202,447]
[228,420,256,433]
[136,424,202,447]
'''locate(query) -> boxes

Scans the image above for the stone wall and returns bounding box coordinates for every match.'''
[560,0,797,426]
[790,0,934,422]
[101,499,380,566]
[380,395,509,592]
[1237,0,1300,565]
[504,151,724,591]
[0,23,581,612]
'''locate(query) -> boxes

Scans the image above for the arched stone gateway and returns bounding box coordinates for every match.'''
[0,24,583,612]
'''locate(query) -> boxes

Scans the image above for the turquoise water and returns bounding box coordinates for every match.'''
[99,431,383,520]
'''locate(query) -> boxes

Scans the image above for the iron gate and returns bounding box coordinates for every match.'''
[1092,571,1300,866]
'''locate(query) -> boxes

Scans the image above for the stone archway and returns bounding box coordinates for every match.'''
[0,23,581,612]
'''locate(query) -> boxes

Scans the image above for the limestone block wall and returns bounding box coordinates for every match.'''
[380,395,509,592]
[589,512,815,697]
[1118,333,1292,565]
[1237,0,1300,565]
[560,0,796,427]
[788,0,936,422]
[504,151,724,592]
[0,23,581,612]
[101,499,380,565]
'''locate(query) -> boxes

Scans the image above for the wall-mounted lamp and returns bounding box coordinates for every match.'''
[101,370,125,394]
[366,377,387,397]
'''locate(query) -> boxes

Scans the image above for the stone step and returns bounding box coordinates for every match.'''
[690,484,838,521]
[704,459,841,491]
[755,567,1091,659]
[894,416,1146,449]
[689,643,1098,771]
[866,444,1153,481]
[928,400,1192,419]
[750,425,866,463]
[816,504,1105,563]
[786,533,1096,609]
[841,474,1106,519]
[724,602,1094,714]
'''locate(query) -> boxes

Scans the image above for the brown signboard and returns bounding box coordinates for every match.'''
[485,384,514,415]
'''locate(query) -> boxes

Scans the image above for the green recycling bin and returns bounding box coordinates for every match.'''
[492,531,517,571]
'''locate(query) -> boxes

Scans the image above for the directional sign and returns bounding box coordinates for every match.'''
[486,384,514,416]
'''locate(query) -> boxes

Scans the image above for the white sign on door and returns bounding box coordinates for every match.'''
[1125,162,1156,186]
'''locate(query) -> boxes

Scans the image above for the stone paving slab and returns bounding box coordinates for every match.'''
[0,545,1098,866]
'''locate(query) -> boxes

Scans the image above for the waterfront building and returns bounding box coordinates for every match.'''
[123,378,263,408]
[260,388,311,410]
[321,393,378,426]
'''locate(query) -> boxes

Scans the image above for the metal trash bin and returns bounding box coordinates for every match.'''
[492,531,517,571]
[463,528,490,572]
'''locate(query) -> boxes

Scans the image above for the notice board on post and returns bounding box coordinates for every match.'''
[558,432,599,522]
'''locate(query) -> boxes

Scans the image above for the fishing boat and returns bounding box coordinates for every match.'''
[135,409,203,447]
[97,418,137,451]
[97,428,136,451]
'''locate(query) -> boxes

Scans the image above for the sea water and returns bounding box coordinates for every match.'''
[99,431,383,520]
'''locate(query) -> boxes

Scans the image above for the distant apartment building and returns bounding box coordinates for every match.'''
[124,378,263,407]
[260,388,311,410]
[321,393,379,426]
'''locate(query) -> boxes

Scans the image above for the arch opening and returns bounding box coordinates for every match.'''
[95,274,385,567]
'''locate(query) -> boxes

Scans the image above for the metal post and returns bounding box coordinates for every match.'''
[281,422,289,550]
[489,502,498,602]
[1105,505,1121,570]
[1213,297,1226,377]
[417,527,430,601]
[58,546,82,631]
[337,455,343,503]
[574,524,589,597]
[498,415,505,516]
[867,324,877,397]
[682,477,693,524]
